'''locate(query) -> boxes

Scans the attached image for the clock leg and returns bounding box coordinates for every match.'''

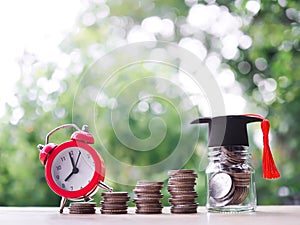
[98,181,113,192]
[59,197,67,214]
[84,196,92,202]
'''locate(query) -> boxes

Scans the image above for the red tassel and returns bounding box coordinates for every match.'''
[260,119,280,179]
[244,114,280,179]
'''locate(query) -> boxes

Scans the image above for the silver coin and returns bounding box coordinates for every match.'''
[209,172,233,200]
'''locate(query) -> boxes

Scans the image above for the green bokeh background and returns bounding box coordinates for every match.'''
[0,0,299,206]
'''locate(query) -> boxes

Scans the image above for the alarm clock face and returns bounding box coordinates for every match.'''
[51,147,95,192]
[45,141,105,199]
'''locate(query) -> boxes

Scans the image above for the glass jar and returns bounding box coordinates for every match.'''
[206,145,256,212]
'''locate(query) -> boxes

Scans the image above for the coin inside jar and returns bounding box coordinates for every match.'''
[209,172,234,200]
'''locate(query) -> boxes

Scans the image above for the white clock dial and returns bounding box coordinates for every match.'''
[51,147,95,191]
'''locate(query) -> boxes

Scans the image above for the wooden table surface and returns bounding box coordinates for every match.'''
[0,206,299,225]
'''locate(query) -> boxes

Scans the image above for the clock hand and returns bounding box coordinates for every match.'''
[69,152,76,168]
[75,151,81,167]
[64,171,74,182]
[64,165,79,182]
[65,152,81,182]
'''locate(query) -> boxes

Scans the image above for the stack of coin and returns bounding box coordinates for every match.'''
[229,171,251,187]
[133,181,164,214]
[229,186,249,205]
[228,171,250,205]
[209,171,251,206]
[213,146,251,206]
[100,192,129,214]
[167,170,198,214]
[220,146,248,167]
[68,202,96,214]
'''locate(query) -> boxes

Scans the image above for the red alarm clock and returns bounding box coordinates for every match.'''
[37,124,112,213]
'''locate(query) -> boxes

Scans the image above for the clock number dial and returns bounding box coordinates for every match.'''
[61,156,66,162]
[51,147,95,192]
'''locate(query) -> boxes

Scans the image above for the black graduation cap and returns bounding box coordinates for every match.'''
[191,114,280,179]
[191,115,262,147]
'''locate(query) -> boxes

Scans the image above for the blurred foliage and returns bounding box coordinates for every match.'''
[0,0,300,206]
[228,0,300,204]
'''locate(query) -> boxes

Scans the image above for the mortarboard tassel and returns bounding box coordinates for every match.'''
[244,114,280,179]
